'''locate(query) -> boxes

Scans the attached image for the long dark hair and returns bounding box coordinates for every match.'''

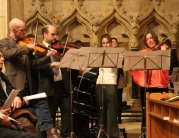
[143,30,159,47]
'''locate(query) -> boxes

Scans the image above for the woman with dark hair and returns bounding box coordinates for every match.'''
[131,30,170,131]
[95,34,119,138]
[111,37,118,47]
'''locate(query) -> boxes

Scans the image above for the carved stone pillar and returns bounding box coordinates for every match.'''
[9,0,24,20]
[129,41,139,99]
[0,1,8,38]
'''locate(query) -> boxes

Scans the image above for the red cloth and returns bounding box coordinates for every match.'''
[130,48,169,88]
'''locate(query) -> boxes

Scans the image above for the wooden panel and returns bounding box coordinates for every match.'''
[150,117,165,138]
[170,107,178,121]
[147,92,179,138]
[161,105,169,117]
[171,125,179,138]
[164,122,171,138]
[154,103,161,114]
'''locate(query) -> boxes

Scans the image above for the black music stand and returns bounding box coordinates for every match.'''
[124,50,170,138]
[80,47,124,138]
[60,48,88,138]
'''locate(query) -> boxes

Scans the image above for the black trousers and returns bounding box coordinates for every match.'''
[47,81,70,137]
[117,88,123,123]
[95,84,119,138]
[0,126,39,138]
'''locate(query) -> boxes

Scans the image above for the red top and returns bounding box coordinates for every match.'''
[131,48,169,88]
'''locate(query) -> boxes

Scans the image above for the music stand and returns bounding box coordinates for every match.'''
[124,50,170,138]
[60,48,88,138]
[80,47,124,138]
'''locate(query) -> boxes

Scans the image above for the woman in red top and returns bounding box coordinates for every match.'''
[131,30,169,131]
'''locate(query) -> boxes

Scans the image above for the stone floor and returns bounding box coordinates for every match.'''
[119,120,141,138]
[119,98,143,138]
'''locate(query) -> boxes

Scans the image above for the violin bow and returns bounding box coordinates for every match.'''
[32,20,39,55]
[61,33,70,57]
[33,20,39,46]
[151,34,173,51]
[33,20,50,53]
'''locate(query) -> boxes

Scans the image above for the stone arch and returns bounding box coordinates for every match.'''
[98,12,132,48]
[25,11,53,41]
[58,11,93,45]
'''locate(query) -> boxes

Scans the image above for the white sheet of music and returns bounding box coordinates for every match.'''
[26,92,47,100]
[1,89,20,109]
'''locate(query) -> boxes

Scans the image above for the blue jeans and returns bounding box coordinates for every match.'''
[26,98,54,138]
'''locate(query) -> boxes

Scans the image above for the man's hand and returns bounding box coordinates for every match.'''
[46,49,57,57]
[79,68,91,75]
[26,44,37,52]
[11,96,22,110]
[50,62,60,68]
[0,115,12,127]
[0,108,11,116]
[23,97,30,106]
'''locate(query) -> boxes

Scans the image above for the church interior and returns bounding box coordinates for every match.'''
[1,0,179,138]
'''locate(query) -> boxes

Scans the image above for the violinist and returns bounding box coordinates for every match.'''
[0,18,60,138]
[130,30,170,132]
[34,25,71,138]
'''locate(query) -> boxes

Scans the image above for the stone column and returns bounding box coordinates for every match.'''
[129,42,139,99]
[0,1,8,39]
[9,0,24,20]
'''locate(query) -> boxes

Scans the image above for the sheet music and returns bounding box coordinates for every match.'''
[26,92,47,100]
[0,112,20,124]
[80,47,125,68]
[1,89,20,109]
[60,49,88,70]
[124,50,170,71]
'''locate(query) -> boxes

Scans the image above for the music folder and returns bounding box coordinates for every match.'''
[171,67,179,82]
[173,82,179,94]
[1,89,20,109]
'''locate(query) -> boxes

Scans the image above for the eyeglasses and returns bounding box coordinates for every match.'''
[15,28,26,33]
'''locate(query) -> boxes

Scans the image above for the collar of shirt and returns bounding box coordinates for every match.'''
[9,35,18,43]
[42,41,50,48]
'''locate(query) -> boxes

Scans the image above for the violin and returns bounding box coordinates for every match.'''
[51,40,80,51]
[151,35,173,51]
[18,37,47,53]
[49,40,80,57]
